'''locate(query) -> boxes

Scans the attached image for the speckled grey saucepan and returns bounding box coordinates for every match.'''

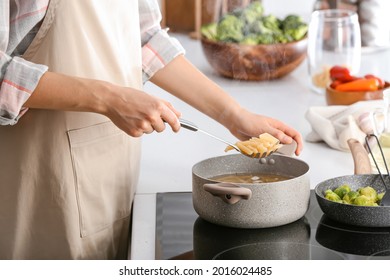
[315,139,390,227]
[192,153,310,228]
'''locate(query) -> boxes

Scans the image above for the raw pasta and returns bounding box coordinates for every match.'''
[225,133,282,157]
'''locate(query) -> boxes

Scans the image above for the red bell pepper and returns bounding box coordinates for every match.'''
[329,66,358,82]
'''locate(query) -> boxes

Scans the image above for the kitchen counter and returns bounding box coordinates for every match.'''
[130,33,390,259]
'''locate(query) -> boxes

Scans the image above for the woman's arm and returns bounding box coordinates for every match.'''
[0,1,48,125]
[25,71,181,136]
[150,55,303,155]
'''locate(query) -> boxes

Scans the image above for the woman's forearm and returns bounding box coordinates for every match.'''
[24,71,108,114]
[24,71,181,136]
[150,55,303,155]
[150,55,243,128]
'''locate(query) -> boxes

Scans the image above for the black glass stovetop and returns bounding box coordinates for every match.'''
[155,191,390,260]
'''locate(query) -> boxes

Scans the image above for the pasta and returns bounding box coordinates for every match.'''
[225,133,282,157]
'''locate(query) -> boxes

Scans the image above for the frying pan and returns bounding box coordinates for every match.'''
[315,139,390,227]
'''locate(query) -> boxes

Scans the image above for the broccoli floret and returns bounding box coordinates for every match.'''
[282,15,305,28]
[240,34,259,45]
[249,15,282,36]
[282,15,308,41]
[273,31,293,43]
[217,15,244,42]
[246,1,264,17]
[261,14,281,32]
[285,24,308,41]
[248,20,273,35]
[231,7,245,18]
[257,33,275,44]
[272,31,291,43]
[241,8,260,26]
[201,22,218,40]
[239,1,264,25]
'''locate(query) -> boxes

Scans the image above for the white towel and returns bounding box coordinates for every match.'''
[305,100,384,151]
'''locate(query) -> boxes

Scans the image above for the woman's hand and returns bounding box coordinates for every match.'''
[100,83,181,137]
[226,108,303,156]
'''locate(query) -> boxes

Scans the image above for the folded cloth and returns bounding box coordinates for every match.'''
[305,100,384,152]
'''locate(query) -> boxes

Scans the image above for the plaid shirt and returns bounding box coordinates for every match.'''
[0,0,185,125]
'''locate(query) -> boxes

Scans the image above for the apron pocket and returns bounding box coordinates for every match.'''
[67,121,136,237]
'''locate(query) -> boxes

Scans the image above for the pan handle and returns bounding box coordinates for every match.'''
[203,183,252,205]
[347,138,372,175]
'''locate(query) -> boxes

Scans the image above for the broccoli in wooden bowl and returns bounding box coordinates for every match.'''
[200,1,308,81]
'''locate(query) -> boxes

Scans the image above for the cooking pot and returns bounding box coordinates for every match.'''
[315,139,390,227]
[192,154,310,228]
[193,217,311,259]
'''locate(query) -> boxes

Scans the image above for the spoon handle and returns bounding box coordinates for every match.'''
[178,118,198,132]
[179,118,239,151]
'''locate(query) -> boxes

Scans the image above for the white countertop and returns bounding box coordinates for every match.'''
[130,33,390,260]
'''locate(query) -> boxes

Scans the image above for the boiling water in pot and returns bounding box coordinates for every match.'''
[210,173,293,184]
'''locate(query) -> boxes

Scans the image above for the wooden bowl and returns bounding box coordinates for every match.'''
[200,37,308,81]
[325,82,390,106]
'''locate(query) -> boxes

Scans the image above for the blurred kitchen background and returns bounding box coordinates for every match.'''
[157,0,390,47]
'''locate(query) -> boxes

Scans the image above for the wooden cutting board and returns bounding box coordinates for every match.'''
[161,0,255,38]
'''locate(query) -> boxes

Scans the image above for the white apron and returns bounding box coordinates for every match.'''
[0,0,142,259]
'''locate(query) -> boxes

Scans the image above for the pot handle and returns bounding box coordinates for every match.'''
[275,140,297,157]
[347,138,372,175]
[203,183,252,205]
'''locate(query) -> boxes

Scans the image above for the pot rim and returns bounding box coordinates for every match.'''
[192,154,310,185]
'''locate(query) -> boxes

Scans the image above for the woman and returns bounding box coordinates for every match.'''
[0,0,302,259]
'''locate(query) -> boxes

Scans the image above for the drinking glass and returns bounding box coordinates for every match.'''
[307,9,361,94]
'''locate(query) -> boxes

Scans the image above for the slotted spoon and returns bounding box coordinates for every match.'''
[178,118,280,159]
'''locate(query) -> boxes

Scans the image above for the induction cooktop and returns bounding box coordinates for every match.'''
[155,191,390,260]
